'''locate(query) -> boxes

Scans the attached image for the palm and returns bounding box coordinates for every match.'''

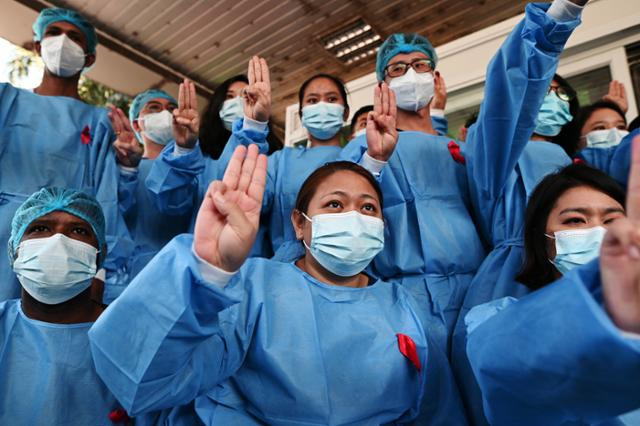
[243,56,271,122]
[194,144,267,272]
[173,79,200,148]
[601,135,640,333]
[367,83,398,161]
[109,106,142,167]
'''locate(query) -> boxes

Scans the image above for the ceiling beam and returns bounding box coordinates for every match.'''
[14,0,215,97]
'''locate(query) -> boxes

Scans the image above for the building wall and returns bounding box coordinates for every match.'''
[285,0,640,146]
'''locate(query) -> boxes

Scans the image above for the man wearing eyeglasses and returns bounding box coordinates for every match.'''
[375,34,441,134]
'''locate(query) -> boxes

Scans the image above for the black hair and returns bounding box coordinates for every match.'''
[561,100,627,156]
[350,105,374,134]
[517,164,626,289]
[294,161,383,214]
[464,112,478,129]
[549,74,581,154]
[297,73,350,117]
[199,75,282,159]
[629,115,640,133]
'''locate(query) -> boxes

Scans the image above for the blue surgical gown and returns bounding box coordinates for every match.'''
[466,260,640,426]
[447,4,581,423]
[89,234,467,425]
[118,159,193,281]
[0,298,121,425]
[0,83,133,302]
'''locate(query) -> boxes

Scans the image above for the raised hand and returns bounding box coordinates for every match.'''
[243,56,271,122]
[173,79,200,149]
[601,135,640,333]
[431,71,447,110]
[109,105,142,167]
[366,82,398,162]
[193,144,267,272]
[602,80,629,114]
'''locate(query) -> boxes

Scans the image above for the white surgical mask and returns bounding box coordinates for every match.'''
[41,34,87,78]
[219,97,244,131]
[302,210,384,277]
[546,226,606,275]
[13,233,98,305]
[585,128,629,149]
[389,68,434,112]
[353,128,367,139]
[141,110,174,145]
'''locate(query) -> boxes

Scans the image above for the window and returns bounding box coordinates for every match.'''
[627,41,640,115]
[564,66,612,107]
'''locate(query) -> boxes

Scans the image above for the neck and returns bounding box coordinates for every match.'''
[34,71,81,100]
[296,253,368,288]
[21,279,104,324]
[308,134,341,148]
[396,106,437,134]
[143,138,164,159]
[530,133,552,142]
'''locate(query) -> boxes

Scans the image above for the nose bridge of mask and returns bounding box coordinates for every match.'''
[585,128,629,148]
[553,226,606,254]
[303,102,344,123]
[15,233,98,278]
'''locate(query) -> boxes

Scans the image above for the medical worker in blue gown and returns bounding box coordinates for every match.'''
[1,187,125,425]
[338,2,581,355]
[444,0,640,424]
[89,130,467,425]
[444,0,589,422]
[0,8,132,303]
[110,85,196,281]
[466,137,640,425]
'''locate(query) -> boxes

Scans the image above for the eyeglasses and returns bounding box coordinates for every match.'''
[385,58,434,78]
[548,85,575,102]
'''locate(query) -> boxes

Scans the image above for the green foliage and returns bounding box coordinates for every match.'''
[77,76,131,113]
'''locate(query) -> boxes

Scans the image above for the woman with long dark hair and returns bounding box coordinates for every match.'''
[466,154,640,425]
[199,75,282,159]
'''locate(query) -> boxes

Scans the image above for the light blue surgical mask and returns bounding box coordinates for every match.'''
[546,226,606,275]
[534,91,573,137]
[219,96,244,131]
[13,233,98,304]
[302,210,384,277]
[301,102,345,141]
[585,128,629,149]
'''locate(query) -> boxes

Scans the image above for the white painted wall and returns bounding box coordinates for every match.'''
[285,0,640,146]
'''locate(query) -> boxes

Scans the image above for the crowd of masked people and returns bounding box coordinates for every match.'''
[2,0,640,424]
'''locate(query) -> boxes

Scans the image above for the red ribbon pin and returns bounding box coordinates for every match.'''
[447,141,466,165]
[397,333,421,372]
[81,125,91,145]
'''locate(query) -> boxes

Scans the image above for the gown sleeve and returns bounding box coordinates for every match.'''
[466,259,640,426]
[463,2,582,232]
[117,167,138,219]
[89,234,254,416]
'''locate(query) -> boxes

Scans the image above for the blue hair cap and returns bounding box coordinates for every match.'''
[33,7,97,54]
